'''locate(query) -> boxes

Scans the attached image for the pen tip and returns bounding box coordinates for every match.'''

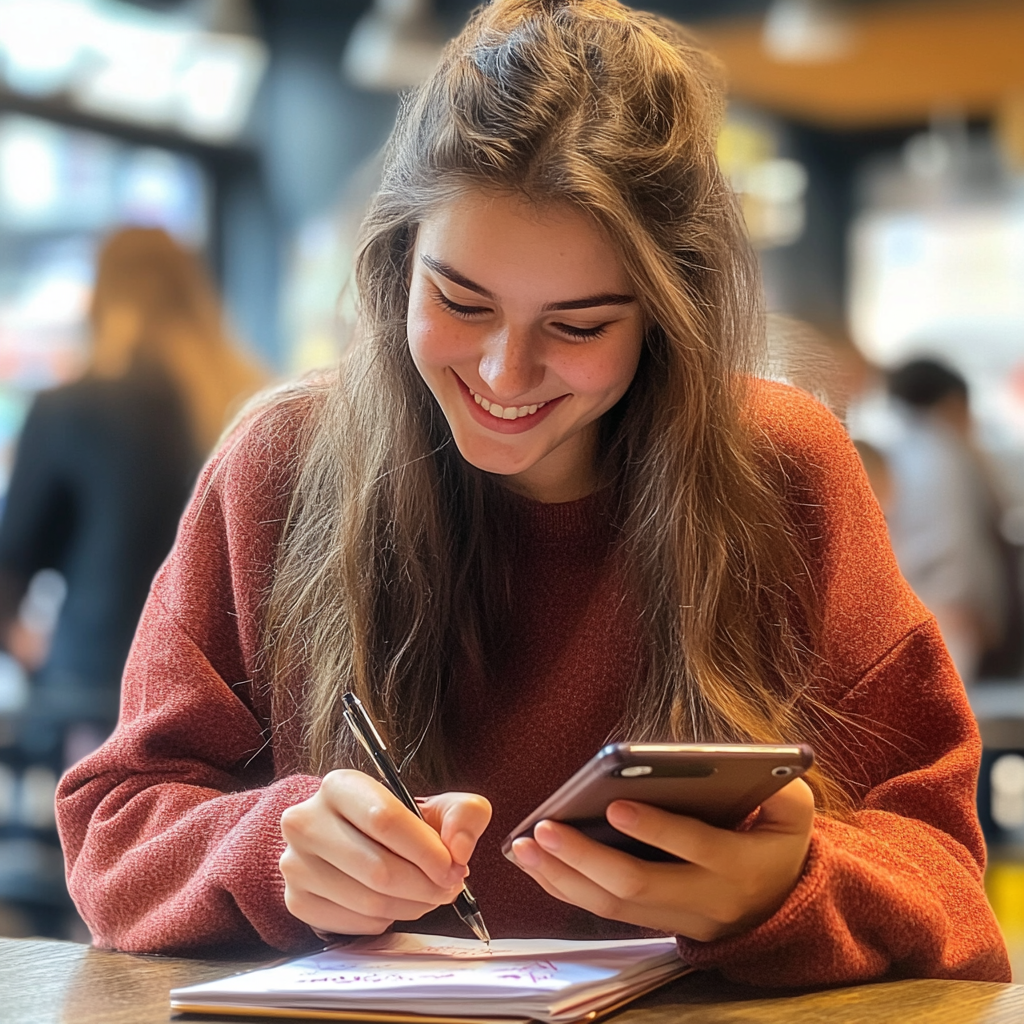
[470,913,491,946]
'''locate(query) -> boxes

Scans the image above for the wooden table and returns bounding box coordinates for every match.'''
[2,936,1023,1024]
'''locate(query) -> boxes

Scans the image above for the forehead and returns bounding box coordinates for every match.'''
[414,190,630,295]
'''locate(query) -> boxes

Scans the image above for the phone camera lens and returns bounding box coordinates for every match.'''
[772,766,794,777]
[619,765,653,777]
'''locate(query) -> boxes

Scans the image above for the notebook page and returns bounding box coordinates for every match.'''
[171,932,683,1016]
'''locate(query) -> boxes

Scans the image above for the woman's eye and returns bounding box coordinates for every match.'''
[552,321,609,341]
[435,292,490,318]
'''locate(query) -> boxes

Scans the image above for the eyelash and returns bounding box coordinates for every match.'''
[435,293,488,318]
[556,322,608,340]
[433,292,609,341]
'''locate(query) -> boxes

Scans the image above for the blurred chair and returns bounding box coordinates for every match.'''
[0,227,267,937]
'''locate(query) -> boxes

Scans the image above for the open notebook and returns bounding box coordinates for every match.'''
[170,931,693,1023]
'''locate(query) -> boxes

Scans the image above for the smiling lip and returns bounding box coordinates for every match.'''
[454,373,565,434]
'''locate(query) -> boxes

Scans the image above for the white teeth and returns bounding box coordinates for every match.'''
[468,386,548,421]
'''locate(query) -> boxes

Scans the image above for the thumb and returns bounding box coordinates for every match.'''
[753,778,816,834]
[418,792,493,866]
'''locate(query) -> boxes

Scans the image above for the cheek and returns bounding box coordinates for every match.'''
[407,305,476,374]
[405,303,438,370]
[552,337,643,400]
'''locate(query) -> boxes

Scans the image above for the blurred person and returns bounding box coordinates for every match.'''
[885,358,1010,683]
[0,227,267,936]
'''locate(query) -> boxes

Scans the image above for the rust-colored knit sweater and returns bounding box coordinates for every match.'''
[55,381,1010,986]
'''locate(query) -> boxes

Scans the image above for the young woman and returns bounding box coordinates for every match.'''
[56,0,1009,986]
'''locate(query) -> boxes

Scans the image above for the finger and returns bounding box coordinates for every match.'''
[330,816,464,902]
[282,846,447,923]
[605,800,731,869]
[419,792,493,866]
[509,837,592,908]
[515,830,756,939]
[283,786,463,902]
[322,771,465,887]
[752,778,816,833]
[514,833,681,928]
[514,828,634,914]
[514,832,736,940]
[283,885,393,936]
[532,818,711,905]
[531,820,653,900]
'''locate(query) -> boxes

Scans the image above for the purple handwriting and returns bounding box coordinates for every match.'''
[297,971,459,986]
[293,958,566,988]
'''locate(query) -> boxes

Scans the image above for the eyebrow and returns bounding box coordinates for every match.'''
[419,254,636,312]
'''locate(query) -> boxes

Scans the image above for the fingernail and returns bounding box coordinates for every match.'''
[535,821,561,851]
[511,839,540,868]
[607,801,638,828]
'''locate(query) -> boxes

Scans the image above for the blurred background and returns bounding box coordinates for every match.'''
[0,0,1020,972]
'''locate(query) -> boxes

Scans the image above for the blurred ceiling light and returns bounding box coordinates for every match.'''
[0,0,267,144]
[762,0,856,64]
[736,157,808,248]
[0,0,92,96]
[342,0,445,92]
[74,16,191,124]
[176,35,267,140]
[717,115,808,250]
[0,121,60,216]
[741,157,808,206]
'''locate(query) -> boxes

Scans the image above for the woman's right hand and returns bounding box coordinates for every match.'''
[280,769,492,936]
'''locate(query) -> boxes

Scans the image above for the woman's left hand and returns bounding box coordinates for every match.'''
[509,778,815,942]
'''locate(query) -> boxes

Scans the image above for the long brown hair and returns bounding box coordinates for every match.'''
[263,0,849,811]
[89,227,267,452]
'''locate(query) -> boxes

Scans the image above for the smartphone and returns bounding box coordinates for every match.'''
[501,742,814,863]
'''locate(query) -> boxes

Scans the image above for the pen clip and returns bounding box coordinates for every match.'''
[343,693,389,752]
[343,709,379,765]
[342,694,420,819]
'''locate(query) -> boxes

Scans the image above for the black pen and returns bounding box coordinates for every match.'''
[341,691,491,945]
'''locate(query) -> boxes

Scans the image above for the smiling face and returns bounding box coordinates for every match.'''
[407,191,645,503]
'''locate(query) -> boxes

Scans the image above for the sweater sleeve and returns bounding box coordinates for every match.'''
[673,382,1010,985]
[56,399,323,955]
[675,617,1010,986]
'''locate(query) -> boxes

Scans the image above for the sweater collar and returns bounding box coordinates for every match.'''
[502,486,615,547]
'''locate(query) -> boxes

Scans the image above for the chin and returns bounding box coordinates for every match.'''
[450,434,541,479]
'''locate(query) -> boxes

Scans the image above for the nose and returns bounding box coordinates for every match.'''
[477,324,544,402]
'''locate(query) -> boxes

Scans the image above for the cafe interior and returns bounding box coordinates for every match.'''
[0,0,1022,988]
